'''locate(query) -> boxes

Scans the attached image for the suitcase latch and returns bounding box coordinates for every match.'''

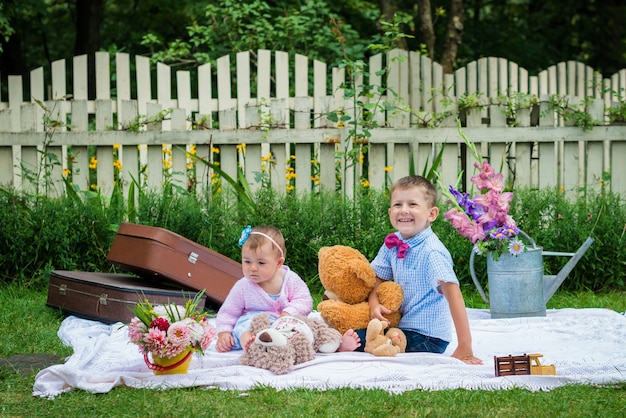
[188,252,199,264]
[59,284,67,295]
[99,294,108,305]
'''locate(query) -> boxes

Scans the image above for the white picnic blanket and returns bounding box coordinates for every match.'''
[33,308,626,398]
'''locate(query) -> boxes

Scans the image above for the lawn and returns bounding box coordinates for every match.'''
[1,284,625,417]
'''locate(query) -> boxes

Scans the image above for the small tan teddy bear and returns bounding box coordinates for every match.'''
[364,318,407,357]
[316,245,404,335]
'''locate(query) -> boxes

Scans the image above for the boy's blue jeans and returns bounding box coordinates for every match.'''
[354,328,449,353]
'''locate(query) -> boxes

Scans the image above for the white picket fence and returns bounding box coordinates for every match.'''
[1,49,626,199]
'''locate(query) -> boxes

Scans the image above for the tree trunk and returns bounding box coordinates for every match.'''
[416,0,435,58]
[441,0,465,73]
[379,0,408,50]
[74,0,102,55]
[75,0,103,99]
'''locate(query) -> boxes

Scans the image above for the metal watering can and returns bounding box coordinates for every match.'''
[469,231,594,318]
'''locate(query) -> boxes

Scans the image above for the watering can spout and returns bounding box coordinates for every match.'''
[543,237,594,303]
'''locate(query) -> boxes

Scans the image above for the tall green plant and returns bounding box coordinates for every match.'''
[188,147,255,213]
[327,15,414,195]
[18,97,71,199]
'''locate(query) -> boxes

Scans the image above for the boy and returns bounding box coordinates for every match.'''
[364,175,482,364]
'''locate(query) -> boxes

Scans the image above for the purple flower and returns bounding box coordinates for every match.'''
[449,186,483,221]
[442,154,524,259]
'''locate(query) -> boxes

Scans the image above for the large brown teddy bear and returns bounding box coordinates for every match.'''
[316,245,404,335]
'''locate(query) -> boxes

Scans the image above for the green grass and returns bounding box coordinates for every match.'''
[1,284,626,417]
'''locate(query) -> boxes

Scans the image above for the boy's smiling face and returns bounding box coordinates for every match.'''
[388,185,439,240]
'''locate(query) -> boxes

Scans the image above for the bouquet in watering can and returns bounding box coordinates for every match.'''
[439,125,526,261]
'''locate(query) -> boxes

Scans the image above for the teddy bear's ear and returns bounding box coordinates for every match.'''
[348,256,376,288]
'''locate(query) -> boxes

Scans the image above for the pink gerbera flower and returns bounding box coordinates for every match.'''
[167,322,192,347]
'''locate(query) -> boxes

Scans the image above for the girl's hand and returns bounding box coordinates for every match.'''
[216,332,235,352]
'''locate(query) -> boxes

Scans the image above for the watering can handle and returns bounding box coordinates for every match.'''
[469,229,538,304]
[469,250,490,304]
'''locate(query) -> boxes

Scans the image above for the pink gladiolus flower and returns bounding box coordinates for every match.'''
[459,222,486,243]
[441,144,524,259]
[445,208,471,229]
[471,162,505,193]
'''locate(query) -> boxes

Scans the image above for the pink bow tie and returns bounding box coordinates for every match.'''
[385,233,409,258]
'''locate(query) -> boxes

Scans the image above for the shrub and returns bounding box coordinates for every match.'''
[0,186,624,293]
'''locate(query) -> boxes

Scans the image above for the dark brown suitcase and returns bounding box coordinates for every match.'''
[106,223,241,305]
[46,270,206,324]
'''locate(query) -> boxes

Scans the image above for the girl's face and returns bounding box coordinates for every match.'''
[241,242,284,286]
[388,186,439,240]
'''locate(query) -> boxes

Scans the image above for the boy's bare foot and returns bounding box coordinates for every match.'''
[337,329,361,352]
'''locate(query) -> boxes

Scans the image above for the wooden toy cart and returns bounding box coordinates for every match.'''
[495,353,556,377]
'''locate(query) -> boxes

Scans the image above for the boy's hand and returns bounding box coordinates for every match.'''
[451,347,483,365]
[370,304,391,324]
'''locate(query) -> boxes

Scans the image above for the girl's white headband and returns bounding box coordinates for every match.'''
[238,225,284,258]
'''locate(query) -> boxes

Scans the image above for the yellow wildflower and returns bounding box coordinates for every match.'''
[113,160,123,170]
[384,166,392,172]
[361,179,370,188]
[89,157,98,169]
[211,147,220,154]
[113,144,121,149]
[62,168,70,176]
[286,184,295,191]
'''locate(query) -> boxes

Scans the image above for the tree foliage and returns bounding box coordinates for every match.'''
[0,0,625,89]
[140,0,375,69]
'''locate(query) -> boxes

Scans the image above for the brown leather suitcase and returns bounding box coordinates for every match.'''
[46,270,206,324]
[106,223,241,305]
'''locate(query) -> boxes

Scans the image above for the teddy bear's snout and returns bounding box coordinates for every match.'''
[258,331,272,343]
[255,328,289,347]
